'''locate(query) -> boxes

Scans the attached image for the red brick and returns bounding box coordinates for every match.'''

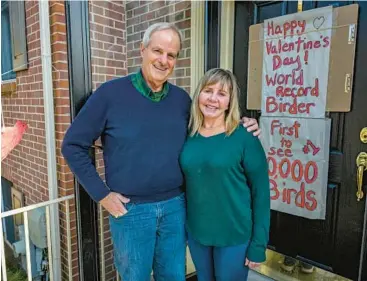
[182,39,190,49]
[52,33,67,43]
[104,43,123,53]
[55,106,70,115]
[127,32,142,43]
[50,23,67,34]
[55,98,71,106]
[104,26,123,37]
[126,1,140,11]
[176,58,190,67]
[90,23,104,34]
[106,9,124,21]
[185,9,191,18]
[176,77,190,86]
[185,48,191,57]
[116,37,126,46]
[50,14,66,25]
[91,40,105,49]
[51,41,67,52]
[156,6,171,18]
[92,58,106,66]
[106,60,125,68]
[148,16,165,25]
[114,52,126,61]
[53,62,68,71]
[149,1,165,11]
[31,22,40,33]
[116,68,127,76]
[93,32,115,44]
[127,49,141,58]
[95,66,116,75]
[140,11,155,22]
[115,20,125,30]
[93,14,115,27]
[127,16,140,26]
[176,19,190,29]
[185,29,190,38]
[54,89,70,98]
[106,2,124,14]
[127,9,133,19]
[175,1,190,11]
[133,21,149,33]
[91,4,104,16]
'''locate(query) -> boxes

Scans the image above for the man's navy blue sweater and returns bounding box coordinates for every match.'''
[61,75,191,203]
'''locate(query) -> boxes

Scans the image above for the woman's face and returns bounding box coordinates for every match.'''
[198,82,230,121]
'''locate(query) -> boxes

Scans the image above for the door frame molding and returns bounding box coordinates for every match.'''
[359,198,367,281]
[65,1,100,280]
[190,0,205,97]
[220,0,235,71]
[187,2,205,278]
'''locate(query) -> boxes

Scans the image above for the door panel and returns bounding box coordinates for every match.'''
[233,1,367,280]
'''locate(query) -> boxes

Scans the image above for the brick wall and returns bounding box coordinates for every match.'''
[2,1,48,205]
[90,0,127,90]
[1,1,77,280]
[89,1,127,280]
[126,0,191,93]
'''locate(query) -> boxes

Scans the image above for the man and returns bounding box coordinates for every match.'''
[62,22,261,281]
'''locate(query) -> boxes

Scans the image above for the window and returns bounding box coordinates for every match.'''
[1,1,16,81]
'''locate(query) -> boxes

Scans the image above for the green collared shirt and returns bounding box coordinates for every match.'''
[131,70,169,102]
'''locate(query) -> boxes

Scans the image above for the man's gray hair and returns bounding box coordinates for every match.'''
[142,22,183,51]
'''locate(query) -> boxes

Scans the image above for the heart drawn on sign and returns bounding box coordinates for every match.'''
[313,16,325,30]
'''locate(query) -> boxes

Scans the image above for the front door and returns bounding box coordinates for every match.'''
[233,1,367,280]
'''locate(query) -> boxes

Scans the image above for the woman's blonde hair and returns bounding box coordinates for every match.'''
[189,68,241,136]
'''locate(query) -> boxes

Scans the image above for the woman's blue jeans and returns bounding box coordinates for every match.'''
[188,233,250,281]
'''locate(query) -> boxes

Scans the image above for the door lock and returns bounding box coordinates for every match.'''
[360,127,367,143]
[356,152,367,201]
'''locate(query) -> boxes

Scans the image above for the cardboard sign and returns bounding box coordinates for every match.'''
[261,6,333,118]
[260,117,331,219]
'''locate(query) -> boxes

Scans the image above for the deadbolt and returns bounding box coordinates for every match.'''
[361,127,367,144]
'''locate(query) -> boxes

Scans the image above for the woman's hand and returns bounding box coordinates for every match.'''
[245,258,261,269]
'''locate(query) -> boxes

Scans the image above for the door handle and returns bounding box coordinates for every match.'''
[356,152,367,201]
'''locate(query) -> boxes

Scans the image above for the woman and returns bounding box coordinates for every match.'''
[180,68,270,281]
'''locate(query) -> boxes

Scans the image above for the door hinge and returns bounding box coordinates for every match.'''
[345,73,351,94]
[348,24,356,44]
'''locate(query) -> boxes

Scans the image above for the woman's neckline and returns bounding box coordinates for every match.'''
[197,130,226,139]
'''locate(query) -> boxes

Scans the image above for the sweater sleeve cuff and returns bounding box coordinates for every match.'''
[85,182,111,202]
[247,243,267,263]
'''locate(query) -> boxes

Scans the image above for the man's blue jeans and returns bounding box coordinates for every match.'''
[109,193,186,281]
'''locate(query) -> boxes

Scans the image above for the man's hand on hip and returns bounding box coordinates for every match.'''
[100,192,130,218]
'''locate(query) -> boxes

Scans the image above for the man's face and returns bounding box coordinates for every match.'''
[140,29,181,89]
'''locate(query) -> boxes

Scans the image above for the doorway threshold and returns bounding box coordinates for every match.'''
[253,249,352,281]
[186,270,274,281]
[185,249,351,281]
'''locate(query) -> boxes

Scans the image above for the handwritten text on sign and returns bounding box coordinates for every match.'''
[260,117,331,219]
[261,6,333,118]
